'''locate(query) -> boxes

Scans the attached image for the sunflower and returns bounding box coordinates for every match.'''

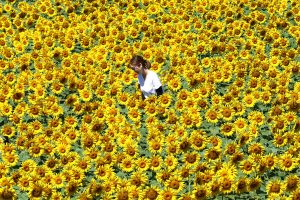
[248,143,265,155]
[190,131,207,151]
[220,177,234,194]
[224,143,239,157]
[262,153,277,170]
[235,177,249,194]
[148,139,164,155]
[94,165,114,181]
[78,88,93,102]
[29,143,44,158]
[180,113,194,129]
[216,161,237,180]
[0,187,17,200]
[247,176,261,192]
[129,171,148,189]
[279,153,297,171]
[240,159,257,175]
[184,152,200,169]
[193,184,212,199]
[159,187,177,200]
[284,175,299,192]
[65,180,79,197]
[128,107,141,123]
[158,93,172,108]
[220,105,234,121]
[1,103,13,117]
[284,111,297,124]
[234,117,248,132]
[120,155,136,173]
[124,141,139,159]
[205,148,222,162]
[55,140,72,155]
[248,111,265,126]
[243,93,256,108]
[260,90,272,104]
[220,122,235,137]
[136,157,150,172]
[266,179,283,197]
[144,102,157,117]
[183,97,196,110]
[141,186,161,200]
[18,175,32,192]
[1,124,16,139]
[20,159,37,174]
[50,81,64,94]
[175,100,185,112]
[168,76,182,92]
[205,108,220,124]
[208,136,222,149]
[149,155,163,171]
[206,180,221,198]
[166,174,185,193]
[48,173,62,190]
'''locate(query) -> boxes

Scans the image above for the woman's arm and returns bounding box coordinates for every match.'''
[155,86,163,96]
[138,83,146,100]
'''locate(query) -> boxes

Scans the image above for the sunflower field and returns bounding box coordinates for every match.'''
[0,0,300,199]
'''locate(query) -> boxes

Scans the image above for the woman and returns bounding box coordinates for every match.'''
[129,55,164,100]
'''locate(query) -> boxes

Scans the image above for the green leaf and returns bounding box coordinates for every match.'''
[18,150,30,162]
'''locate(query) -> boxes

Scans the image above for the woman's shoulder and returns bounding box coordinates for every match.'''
[148,70,158,76]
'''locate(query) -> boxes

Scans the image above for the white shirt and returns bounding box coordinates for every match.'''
[138,70,163,99]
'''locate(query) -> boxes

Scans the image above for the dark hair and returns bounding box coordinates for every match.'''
[130,55,151,69]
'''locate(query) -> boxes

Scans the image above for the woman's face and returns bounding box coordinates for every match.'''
[130,63,143,74]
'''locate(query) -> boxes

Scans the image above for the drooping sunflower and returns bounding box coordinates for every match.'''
[284,175,299,192]
[184,152,200,169]
[205,147,222,162]
[0,187,17,200]
[141,186,161,200]
[247,176,262,192]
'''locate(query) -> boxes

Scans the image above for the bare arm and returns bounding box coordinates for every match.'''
[155,86,163,96]
[138,83,146,100]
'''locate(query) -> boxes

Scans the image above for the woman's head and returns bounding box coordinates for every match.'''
[129,55,151,73]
